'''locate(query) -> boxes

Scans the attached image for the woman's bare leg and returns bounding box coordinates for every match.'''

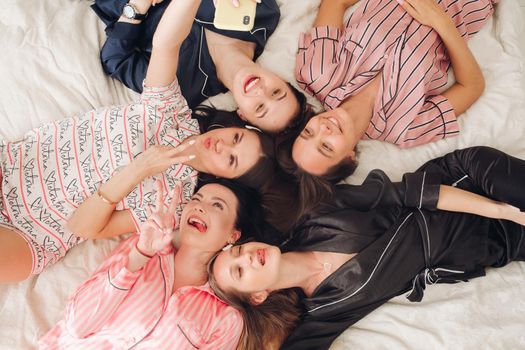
[0,227,32,283]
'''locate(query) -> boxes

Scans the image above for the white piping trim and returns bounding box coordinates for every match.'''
[308,213,414,313]
[434,267,464,274]
[417,208,431,257]
[451,175,468,187]
[418,172,426,209]
[250,27,267,41]
[194,18,213,25]
[197,27,210,98]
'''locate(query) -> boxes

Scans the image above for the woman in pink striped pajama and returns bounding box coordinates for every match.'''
[289,0,494,180]
[39,180,299,350]
[0,0,276,283]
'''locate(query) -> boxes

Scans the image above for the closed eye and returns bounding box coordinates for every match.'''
[212,202,224,210]
[256,103,268,119]
[300,127,313,139]
[322,142,333,152]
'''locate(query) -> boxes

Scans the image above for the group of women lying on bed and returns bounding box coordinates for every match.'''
[1,0,523,349]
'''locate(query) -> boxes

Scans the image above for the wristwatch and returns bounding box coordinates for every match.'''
[122,2,148,21]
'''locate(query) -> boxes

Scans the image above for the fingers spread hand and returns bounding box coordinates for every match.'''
[155,180,165,211]
[172,139,195,155]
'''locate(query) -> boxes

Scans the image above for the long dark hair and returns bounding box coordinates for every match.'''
[208,252,303,350]
[192,82,314,136]
[273,124,358,228]
[196,178,269,243]
[277,82,316,137]
[192,105,278,190]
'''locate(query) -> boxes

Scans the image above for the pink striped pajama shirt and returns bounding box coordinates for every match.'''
[39,235,243,349]
[0,79,198,274]
[296,0,497,147]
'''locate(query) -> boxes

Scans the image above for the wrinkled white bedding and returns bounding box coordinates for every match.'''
[0,0,524,349]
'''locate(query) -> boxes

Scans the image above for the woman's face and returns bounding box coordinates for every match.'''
[213,242,281,294]
[191,127,262,178]
[179,184,240,251]
[232,66,299,133]
[292,108,356,176]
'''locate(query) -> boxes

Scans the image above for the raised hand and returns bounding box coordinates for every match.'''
[136,180,181,257]
[133,140,195,180]
[396,0,451,29]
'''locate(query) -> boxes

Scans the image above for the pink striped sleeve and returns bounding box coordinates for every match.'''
[201,308,243,350]
[140,78,189,112]
[64,236,142,338]
[397,94,459,148]
[295,26,342,101]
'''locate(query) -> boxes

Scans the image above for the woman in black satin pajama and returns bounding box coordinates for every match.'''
[210,146,525,350]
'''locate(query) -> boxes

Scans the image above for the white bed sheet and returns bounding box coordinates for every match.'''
[0,0,524,349]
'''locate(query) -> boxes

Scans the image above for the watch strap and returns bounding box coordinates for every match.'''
[123,3,148,21]
[133,11,148,21]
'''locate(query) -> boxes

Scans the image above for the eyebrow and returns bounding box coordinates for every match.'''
[232,133,243,169]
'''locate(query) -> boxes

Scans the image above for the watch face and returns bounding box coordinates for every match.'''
[123,4,135,19]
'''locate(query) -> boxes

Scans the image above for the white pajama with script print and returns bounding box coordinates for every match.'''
[0,79,199,273]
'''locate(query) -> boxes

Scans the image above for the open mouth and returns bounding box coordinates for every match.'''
[326,116,343,133]
[187,216,207,233]
[243,76,260,93]
[256,249,266,266]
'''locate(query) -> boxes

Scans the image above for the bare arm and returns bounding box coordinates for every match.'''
[67,144,193,239]
[437,185,525,226]
[144,0,202,87]
[314,0,359,28]
[399,0,484,115]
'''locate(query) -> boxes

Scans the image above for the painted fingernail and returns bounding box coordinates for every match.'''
[188,155,196,160]
[188,139,196,145]
[396,0,404,4]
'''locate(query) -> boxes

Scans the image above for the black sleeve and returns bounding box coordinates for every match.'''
[331,169,441,212]
[417,146,525,210]
[280,299,387,350]
[92,0,169,93]
[99,23,150,93]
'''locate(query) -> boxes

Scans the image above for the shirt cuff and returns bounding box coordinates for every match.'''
[403,171,441,210]
[106,22,144,40]
[427,94,459,134]
[108,258,142,291]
